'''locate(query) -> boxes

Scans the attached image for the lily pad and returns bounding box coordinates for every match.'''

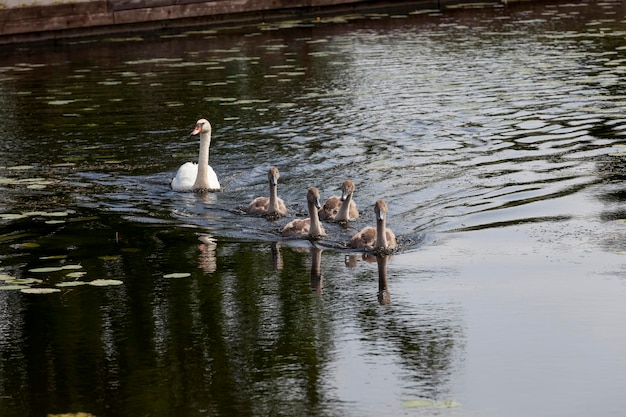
[89,279,123,286]
[402,399,460,409]
[99,255,121,261]
[61,264,83,270]
[29,267,64,273]
[19,242,40,249]
[0,285,30,290]
[56,281,87,287]
[48,100,75,105]
[21,288,61,294]
[434,400,461,408]
[23,211,49,216]
[163,272,191,279]
[42,211,70,217]
[402,399,434,408]
[0,213,27,220]
[10,278,43,285]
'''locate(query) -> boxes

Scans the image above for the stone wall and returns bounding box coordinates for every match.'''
[0,0,515,44]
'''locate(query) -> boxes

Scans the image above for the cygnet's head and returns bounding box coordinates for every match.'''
[268,167,280,186]
[341,179,355,201]
[308,187,322,209]
[374,199,388,222]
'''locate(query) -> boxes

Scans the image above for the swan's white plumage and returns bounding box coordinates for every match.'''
[171,162,220,191]
[171,118,221,192]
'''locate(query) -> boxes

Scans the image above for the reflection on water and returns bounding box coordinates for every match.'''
[309,245,323,293]
[376,255,390,305]
[1,0,626,416]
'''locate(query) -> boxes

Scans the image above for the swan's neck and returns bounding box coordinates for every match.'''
[268,184,279,214]
[308,200,325,237]
[335,192,352,221]
[376,216,388,248]
[192,132,211,189]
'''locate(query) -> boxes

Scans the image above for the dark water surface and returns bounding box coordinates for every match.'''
[2,1,626,416]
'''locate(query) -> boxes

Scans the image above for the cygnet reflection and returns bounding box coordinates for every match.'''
[345,252,391,305]
[376,254,391,305]
[310,245,323,293]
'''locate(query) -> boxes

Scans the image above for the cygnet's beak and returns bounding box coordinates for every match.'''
[314,197,322,209]
[191,124,202,135]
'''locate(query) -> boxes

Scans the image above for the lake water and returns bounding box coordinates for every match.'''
[2,1,626,416]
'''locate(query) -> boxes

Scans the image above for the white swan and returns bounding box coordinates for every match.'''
[281,188,326,239]
[246,167,288,218]
[319,179,359,222]
[171,118,221,192]
[350,199,397,251]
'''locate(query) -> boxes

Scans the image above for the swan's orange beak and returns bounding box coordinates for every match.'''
[191,124,202,135]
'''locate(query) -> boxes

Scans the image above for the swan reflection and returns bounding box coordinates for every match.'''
[197,234,217,273]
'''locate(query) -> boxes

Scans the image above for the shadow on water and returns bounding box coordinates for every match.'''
[2,0,626,416]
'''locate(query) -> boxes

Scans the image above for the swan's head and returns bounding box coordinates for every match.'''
[268,167,280,187]
[374,199,388,222]
[308,187,322,209]
[191,118,211,135]
[341,179,355,201]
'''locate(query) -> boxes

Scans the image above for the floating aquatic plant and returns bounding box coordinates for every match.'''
[98,255,121,261]
[88,279,123,286]
[163,273,191,279]
[402,399,460,408]
[16,242,40,249]
[11,278,43,285]
[1,211,71,222]
[56,281,87,287]
[48,100,76,106]
[29,267,64,273]
[61,265,82,270]
[0,285,30,291]
[0,273,14,281]
[21,288,61,294]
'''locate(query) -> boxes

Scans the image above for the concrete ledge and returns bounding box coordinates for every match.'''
[0,0,516,44]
